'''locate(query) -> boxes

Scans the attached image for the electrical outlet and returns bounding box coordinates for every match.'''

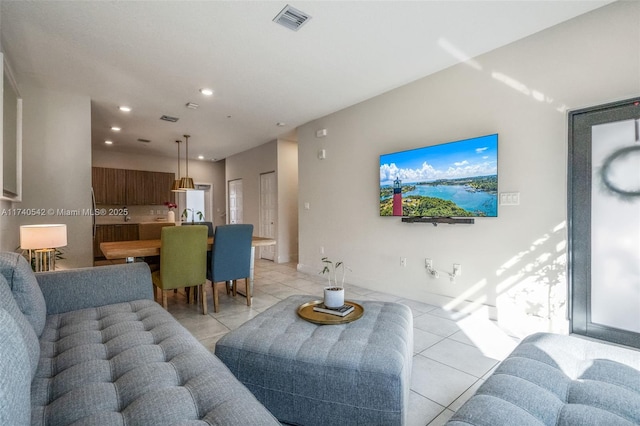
[401,257,407,267]
[453,263,461,276]
[425,258,439,278]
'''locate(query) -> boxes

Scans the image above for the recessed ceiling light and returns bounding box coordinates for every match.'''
[118,106,131,112]
[104,140,113,145]
[111,126,121,131]
[198,155,204,160]
[200,88,214,96]
[277,122,286,127]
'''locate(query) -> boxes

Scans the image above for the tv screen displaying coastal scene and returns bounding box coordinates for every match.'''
[380,134,498,217]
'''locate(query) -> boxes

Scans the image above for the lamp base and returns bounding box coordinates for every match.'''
[34,248,56,272]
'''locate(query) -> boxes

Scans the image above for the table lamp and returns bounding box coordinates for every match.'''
[20,224,68,271]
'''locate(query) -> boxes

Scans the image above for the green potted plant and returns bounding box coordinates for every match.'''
[320,257,349,308]
[181,208,204,223]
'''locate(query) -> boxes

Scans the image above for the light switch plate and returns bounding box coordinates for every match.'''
[499,192,520,205]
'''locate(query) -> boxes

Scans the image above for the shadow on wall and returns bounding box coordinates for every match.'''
[440,221,568,360]
[438,36,569,114]
[428,38,574,357]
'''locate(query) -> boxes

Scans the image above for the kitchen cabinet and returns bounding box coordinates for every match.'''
[125,169,148,205]
[92,167,126,205]
[93,167,174,205]
[149,171,176,205]
[94,224,139,259]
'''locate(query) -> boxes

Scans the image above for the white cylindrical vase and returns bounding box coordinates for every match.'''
[323,287,345,308]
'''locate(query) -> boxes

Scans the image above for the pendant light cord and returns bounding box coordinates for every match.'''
[176,140,181,176]
[184,134,190,177]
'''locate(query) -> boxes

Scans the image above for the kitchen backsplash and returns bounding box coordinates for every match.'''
[95,205,177,224]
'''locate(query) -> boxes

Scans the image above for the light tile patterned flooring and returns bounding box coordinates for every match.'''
[163,259,519,426]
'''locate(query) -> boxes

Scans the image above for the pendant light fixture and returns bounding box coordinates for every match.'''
[171,140,184,192]
[179,134,195,190]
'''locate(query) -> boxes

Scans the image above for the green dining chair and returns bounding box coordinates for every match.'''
[138,222,175,272]
[151,225,208,314]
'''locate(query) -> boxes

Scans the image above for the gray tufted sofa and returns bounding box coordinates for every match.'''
[447,332,640,426]
[0,252,280,425]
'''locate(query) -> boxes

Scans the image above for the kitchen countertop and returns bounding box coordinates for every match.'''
[95,218,173,225]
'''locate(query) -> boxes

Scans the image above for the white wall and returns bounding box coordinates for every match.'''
[0,5,12,252]
[277,139,298,263]
[225,140,277,228]
[226,139,299,263]
[16,86,93,268]
[297,1,640,337]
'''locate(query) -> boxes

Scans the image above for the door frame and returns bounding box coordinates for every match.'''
[259,171,277,261]
[568,96,640,348]
[227,178,243,224]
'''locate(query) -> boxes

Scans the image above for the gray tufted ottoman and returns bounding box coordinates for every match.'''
[215,294,413,426]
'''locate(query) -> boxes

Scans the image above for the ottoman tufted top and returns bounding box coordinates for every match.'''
[215,294,414,426]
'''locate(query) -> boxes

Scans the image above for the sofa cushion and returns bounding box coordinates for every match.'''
[31,299,279,425]
[0,308,32,426]
[0,253,46,336]
[0,273,40,378]
[448,332,640,426]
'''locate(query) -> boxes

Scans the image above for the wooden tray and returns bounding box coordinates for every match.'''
[297,300,364,325]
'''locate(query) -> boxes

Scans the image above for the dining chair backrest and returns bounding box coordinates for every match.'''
[159,225,208,290]
[181,221,214,237]
[139,222,175,240]
[210,224,253,283]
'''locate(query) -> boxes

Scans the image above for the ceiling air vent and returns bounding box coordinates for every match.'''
[273,5,311,31]
[137,138,151,143]
[160,115,179,122]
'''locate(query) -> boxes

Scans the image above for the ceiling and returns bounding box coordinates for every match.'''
[1,1,612,162]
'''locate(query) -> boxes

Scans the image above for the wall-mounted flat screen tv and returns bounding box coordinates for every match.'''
[380,134,498,217]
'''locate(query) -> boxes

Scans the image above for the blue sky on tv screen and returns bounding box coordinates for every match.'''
[380,134,498,185]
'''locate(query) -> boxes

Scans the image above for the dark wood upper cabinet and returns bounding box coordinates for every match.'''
[125,169,148,205]
[147,171,175,205]
[92,167,126,205]
[93,167,174,205]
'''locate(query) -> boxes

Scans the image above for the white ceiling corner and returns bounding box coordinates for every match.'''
[0,1,614,161]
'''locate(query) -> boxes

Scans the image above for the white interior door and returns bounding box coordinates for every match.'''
[260,172,277,261]
[228,179,243,224]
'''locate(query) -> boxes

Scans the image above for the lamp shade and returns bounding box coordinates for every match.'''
[179,177,195,190]
[20,224,68,249]
[171,179,184,192]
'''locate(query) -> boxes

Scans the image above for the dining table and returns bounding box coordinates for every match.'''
[100,236,276,296]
